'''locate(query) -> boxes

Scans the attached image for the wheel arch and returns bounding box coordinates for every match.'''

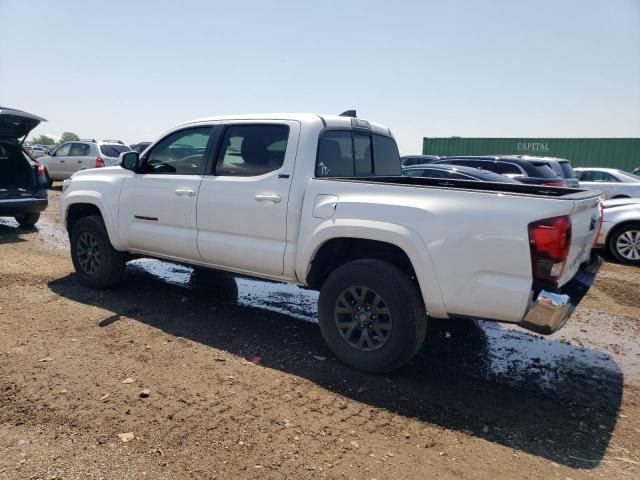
[299,221,448,318]
[63,194,123,250]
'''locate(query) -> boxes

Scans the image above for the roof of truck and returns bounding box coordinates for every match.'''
[176,113,393,136]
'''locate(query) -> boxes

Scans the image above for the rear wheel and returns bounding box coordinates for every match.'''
[70,215,126,288]
[318,259,427,373]
[608,222,640,266]
[15,212,40,228]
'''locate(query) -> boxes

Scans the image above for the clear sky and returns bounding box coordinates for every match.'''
[1,0,639,154]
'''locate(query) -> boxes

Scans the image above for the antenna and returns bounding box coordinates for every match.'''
[339,110,357,118]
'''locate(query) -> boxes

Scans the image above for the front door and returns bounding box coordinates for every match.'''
[197,121,299,276]
[118,126,215,262]
[47,142,71,179]
[67,142,93,174]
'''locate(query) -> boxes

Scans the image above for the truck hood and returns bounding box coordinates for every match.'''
[0,107,47,142]
[70,166,125,179]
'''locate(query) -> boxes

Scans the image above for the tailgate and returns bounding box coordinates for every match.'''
[559,194,603,286]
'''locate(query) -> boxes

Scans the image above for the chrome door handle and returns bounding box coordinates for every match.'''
[175,188,196,196]
[254,194,281,203]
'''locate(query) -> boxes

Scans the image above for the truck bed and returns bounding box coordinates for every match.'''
[319,176,600,200]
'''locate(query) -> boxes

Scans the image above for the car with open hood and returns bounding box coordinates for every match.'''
[0,107,49,227]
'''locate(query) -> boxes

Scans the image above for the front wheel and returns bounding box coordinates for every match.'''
[608,222,640,266]
[15,212,40,228]
[318,259,428,373]
[70,215,127,288]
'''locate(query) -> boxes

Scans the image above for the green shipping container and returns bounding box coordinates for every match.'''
[422,137,640,172]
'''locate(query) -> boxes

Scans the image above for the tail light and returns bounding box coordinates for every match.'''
[36,162,45,176]
[528,215,572,282]
[542,180,566,187]
[95,157,105,168]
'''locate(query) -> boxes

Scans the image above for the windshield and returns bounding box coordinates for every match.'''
[99,144,131,157]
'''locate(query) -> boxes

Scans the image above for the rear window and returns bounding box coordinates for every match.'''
[316,131,400,177]
[100,144,131,157]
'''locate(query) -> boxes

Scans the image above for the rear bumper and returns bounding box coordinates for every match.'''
[518,254,602,335]
[0,197,48,216]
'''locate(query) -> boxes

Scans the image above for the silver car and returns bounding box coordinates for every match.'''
[595,198,640,265]
[575,167,640,199]
[39,140,130,186]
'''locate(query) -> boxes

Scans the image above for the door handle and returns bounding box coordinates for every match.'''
[254,194,281,203]
[175,188,196,196]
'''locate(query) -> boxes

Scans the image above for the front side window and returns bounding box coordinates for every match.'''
[215,125,289,176]
[144,127,212,175]
[316,131,401,177]
[69,143,90,156]
[55,143,72,156]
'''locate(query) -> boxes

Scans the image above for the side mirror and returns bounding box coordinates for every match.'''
[120,151,140,172]
[50,151,56,157]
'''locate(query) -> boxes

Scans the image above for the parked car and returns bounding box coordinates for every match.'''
[61,113,603,373]
[594,198,640,265]
[403,164,519,183]
[39,140,131,186]
[574,167,640,199]
[0,107,49,227]
[516,156,579,188]
[130,142,152,154]
[28,145,47,158]
[431,156,567,186]
[400,155,439,167]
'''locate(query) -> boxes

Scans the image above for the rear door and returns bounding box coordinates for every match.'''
[196,121,300,276]
[46,143,72,178]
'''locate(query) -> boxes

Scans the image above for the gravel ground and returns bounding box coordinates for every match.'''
[0,189,638,479]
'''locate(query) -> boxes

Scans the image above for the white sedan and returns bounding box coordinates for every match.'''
[574,167,640,199]
[595,198,640,265]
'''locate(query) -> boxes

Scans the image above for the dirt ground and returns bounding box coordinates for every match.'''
[1,189,639,479]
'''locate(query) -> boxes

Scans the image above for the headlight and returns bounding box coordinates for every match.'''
[62,179,70,192]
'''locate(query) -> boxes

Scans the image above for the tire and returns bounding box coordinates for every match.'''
[318,259,428,373]
[70,215,127,288]
[15,212,40,228]
[608,222,640,266]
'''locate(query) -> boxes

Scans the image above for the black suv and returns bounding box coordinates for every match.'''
[431,156,566,186]
[0,107,49,227]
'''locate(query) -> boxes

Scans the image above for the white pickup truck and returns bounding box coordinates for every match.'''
[61,113,603,373]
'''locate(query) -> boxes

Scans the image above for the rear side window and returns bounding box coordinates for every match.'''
[559,162,575,178]
[316,131,400,177]
[100,144,130,157]
[216,125,289,176]
[497,162,523,176]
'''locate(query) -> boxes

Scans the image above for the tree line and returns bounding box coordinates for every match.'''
[30,132,80,146]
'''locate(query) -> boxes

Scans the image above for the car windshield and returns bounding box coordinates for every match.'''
[100,144,131,157]
[475,170,520,183]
